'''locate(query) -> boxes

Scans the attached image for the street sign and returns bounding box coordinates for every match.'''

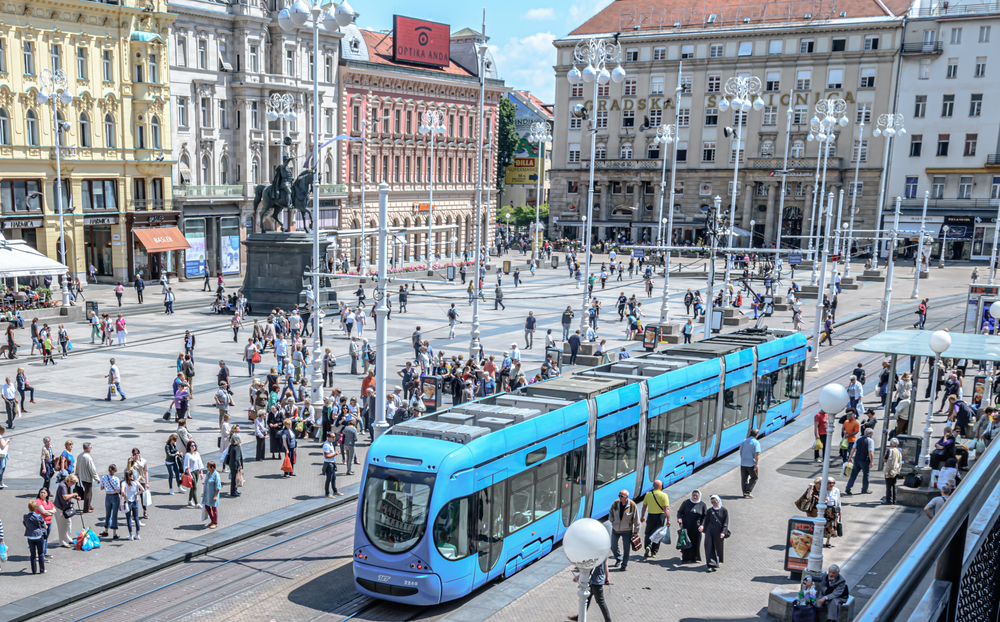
[769,169,796,176]
[830,254,840,262]
[632,249,645,258]
[788,253,803,265]
[770,170,812,177]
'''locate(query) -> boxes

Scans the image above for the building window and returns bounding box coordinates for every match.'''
[395,155,401,182]
[151,115,160,148]
[568,143,580,163]
[680,75,692,94]
[992,176,1000,200]
[219,100,228,129]
[648,109,662,126]
[738,41,752,56]
[852,139,868,162]
[103,50,112,81]
[150,53,158,83]
[50,44,60,72]
[0,40,6,73]
[791,140,805,157]
[731,140,745,163]
[134,61,143,84]
[769,40,782,54]
[976,57,987,77]
[864,35,879,50]
[702,141,716,162]
[681,45,694,59]
[910,134,922,157]
[827,68,843,89]
[597,83,610,97]
[649,76,664,95]
[762,105,777,125]
[759,140,774,157]
[104,113,115,148]
[653,47,666,60]
[919,59,930,79]
[77,47,86,79]
[951,28,962,44]
[623,78,636,96]
[404,156,411,181]
[325,55,333,82]
[848,181,864,197]
[905,176,918,198]
[611,181,622,194]
[728,180,739,196]
[932,176,946,198]
[415,156,421,181]
[856,103,872,123]
[387,155,393,183]
[25,109,38,146]
[946,58,958,78]
[570,82,583,97]
[249,45,258,73]
[569,115,581,130]
[176,36,187,67]
[710,43,723,57]
[799,39,814,53]
[647,144,659,159]
[285,49,294,75]
[937,134,950,156]
[675,142,687,162]
[595,110,607,129]
[407,111,413,134]
[756,182,769,196]
[219,155,229,184]
[959,176,973,198]
[831,38,846,51]
[970,93,983,116]
[620,143,632,159]
[942,94,954,117]
[793,105,808,124]
[200,97,210,126]
[704,107,718,126]
[250,101,260,129]
[622,110,634,127]
[859,67,876,88]
[308,53,315,81]
[625,48,638,61]
[980,25,991,42]
[765,71,780,91]
[676,108,690,127]
[914,95,926,118]
[23,41,34,75]
[796,70,811,90]
[78,112,90,147]
[965,134,978,156]
[733,110,747,126]
[198,40,207,69]
[707,74,721,93]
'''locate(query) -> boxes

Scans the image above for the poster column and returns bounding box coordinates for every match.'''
[185,218,207,279]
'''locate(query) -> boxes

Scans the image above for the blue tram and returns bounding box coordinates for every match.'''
[353,328,807,605]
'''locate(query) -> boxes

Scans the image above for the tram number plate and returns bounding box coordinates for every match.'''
[378,574,391,582]
[404,580,419,586]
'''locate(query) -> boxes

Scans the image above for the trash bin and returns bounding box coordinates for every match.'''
[86,300,99,316]
[551,256,559,269]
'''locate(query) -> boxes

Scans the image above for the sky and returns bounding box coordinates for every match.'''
[350,0,615,103]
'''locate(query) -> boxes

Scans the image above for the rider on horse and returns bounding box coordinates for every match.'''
[270,156,294,208]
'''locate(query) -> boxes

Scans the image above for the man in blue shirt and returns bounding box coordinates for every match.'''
[739,429,761,498]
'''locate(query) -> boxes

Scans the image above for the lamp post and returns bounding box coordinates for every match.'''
[703,195,722,339]
[658,216,670,322]
[808,192,835,371]
[938,226,949,269]
[563,518,611,622]
[912,190,929,299]
[807,383,850,574]
[718,75,763,307]
[921,330,953,469]
[266,93,295,161]
[449,235,458,261]
[280,0,354,403]
[872,113,906,269]
[879,197,902,332]
[845,118,865,277]
[468,37,491,363]
[36,68,74,306]
[528,120,552,263]
[419,110,446,263]
[806,98,849,285]
[356,111,391,272]
[505,212,511,244]
[567,37,626,331]
[652,119,678,323]
[774,101,794,266]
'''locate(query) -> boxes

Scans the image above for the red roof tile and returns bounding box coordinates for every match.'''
[517,90,555,120]
[358,30,477,77]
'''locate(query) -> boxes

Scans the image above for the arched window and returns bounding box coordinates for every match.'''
[595,144,606,160]
[55,111,66,146]
[79,112,91,148]
[620,142,632,159]
[0,109,9,145]
[760,140,774,158]
[252,156,260,185]
[201,155,211,184]
[791,140,805,158]
[220,155,229,185]
[136,120,145,149]
[150,115,161,149]
[325,157,333,184]
[104,113,115,148]
[26,109,39,146]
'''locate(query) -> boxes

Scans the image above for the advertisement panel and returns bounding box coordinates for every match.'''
[393,16,450,67]
[783,517,816,573]
[504,156,540,185]
[221,235,241,274]
[185,220,206,278]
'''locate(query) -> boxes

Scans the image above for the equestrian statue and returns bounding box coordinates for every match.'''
[253,155,315,233]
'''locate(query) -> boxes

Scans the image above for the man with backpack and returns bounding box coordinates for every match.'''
[446,304,459,339]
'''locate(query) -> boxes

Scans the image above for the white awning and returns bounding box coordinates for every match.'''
[0,238,69,278]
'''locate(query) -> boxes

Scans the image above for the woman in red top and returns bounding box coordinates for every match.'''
[814,410,829,462]
[34,487,56,559]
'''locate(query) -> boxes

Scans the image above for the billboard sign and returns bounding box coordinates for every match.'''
[393,16,450,67]
[504,157,540,185]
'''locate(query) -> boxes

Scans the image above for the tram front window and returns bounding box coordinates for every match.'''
[362,465,435,554]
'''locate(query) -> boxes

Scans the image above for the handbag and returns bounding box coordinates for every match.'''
[840,438,849,450]
[814,438,824,451]
[795,489,814,513]
[180,473,194,490]
[62,506,77,519]
[630,533,642,552]
[142,489,152,507]
[236,471,245,488]
[677,529,692,550]
[842,462,854,477]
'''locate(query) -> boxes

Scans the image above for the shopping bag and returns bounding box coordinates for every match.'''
[201,505,208,522]
[142,489,152,507]
[840,438,849,450]
[0,541,7,562]
[650,525,670,544]
[630,533,642,551]
[251,351,262,364]
[814,438,824,451]
[180,473,193,490]
[281,454,293,473]
[67,342,73,351]
[842,462,854,477]
[236,471,245,488]
[978,439,987,453]
[676,529,691,550]
[109,384,118,397]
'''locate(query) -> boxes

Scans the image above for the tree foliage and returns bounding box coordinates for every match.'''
[495,203,549,228]
[494,97,519,196]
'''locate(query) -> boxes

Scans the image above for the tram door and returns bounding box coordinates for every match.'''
[474,471,507,582]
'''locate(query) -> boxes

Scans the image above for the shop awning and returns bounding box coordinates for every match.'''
[0,238,69,278]
[132,227,191,252]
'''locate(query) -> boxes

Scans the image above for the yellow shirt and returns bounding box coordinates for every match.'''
[643,490,669,514]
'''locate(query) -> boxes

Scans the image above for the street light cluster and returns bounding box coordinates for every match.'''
[419,110,447,263]
[36,68,74,307]
[527,120,552,263]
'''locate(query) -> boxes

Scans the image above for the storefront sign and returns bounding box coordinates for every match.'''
[784,517,816,573]
[112,234,121,241]
[149,215,165,223]
[505,157,540,185]
[412,202,436,212]
[84,216,119,225]
[5,219,42,229]
[393,16,449,67]
[187,236,206,277]
[583,90,856,114]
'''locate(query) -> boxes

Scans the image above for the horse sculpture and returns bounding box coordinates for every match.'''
[253,169,314,233]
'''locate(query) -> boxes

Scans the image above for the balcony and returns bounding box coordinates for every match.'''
[131,199,172,211]
[908,2,1000,17]
[50,147,77,160]
[902,41,944,55]
[172,185,243,199]
[987,154,1000,166]
[582,158,662,170]
[747,157,842,170]
[318,184,347,195]
[899,197,999,209]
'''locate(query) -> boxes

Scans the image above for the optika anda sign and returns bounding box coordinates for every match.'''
[393,16,450,68]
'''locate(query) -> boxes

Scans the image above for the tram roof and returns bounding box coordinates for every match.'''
[854,330,1000,362]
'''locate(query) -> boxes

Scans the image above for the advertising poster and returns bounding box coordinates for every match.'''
[784,518,816,573]
[221,235,241,274]
[186,235,206,278]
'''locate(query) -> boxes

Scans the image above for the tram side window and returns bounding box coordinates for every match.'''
[646,413,668,477]
[534,460,560,521]
[595,424,639,489]
[561,447,586,527]
[508,471,535,533]
[787,361,805,399]
[433,497,472,560]
[723,382,751,428]
[507,458,562,534]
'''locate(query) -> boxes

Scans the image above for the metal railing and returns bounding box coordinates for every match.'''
[908,2,1000,17]
[172,185,243,198]
[131,199,171,211]
[900,197,999,209]
[855,434,1000,622]
[582,158,663,170]
[747,156,842,170]
[318,183,347,194]
[902,41,944,54]
[987,154,1000,166]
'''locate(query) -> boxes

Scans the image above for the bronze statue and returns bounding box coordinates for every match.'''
[253,162,315,233]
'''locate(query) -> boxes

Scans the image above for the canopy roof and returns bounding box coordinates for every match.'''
[854,330,1000,362]
[0,238,68,278]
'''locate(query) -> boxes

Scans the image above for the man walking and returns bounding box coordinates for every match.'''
[844,428,875,495]
[447,304,459,339]
[524,312,536,349]
[164,287,175,315]
[640,480,670,559]
[349,337,361,375]
[568,330,582,366]
[608,489,640,571]
[494,284,505,311]
[739,429,761,498]
[883,437,902,505]
[412,327,422,359]
[1,377,16,428]
[134,275,145,304]
[561,306,575,341]
[322,432,343,498]
[105,358,125,401]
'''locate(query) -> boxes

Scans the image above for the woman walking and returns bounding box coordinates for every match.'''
[164,434,181,494]
[678,489,707,564]
[243,338,258,377]
[128,449,149,519]
[33,488,55,560]
[823,477,842,547]
[202,462,222,528]
[183,441,205,508]
[231,313,243,343]
[702,495,729,572]
[226,426,243,497]
[90,312,101,344]
[267,406,283,460]
[57,325,69,359]
[121,470,141,540]
[115,314,127,345]
[114,282,124,306]
[281,419,297,477]
[98,465,121,539]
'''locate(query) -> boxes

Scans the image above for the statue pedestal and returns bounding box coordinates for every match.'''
[240,232,331,314]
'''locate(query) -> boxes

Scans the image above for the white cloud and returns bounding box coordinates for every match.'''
[491,31,557,102]
[566,0,614,29]
[521,7,555,20]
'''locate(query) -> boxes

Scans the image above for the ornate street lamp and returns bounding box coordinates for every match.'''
[419,110,446,263]
[806,98,849,285]
[872,113,905,269]
[527,120,552,263]
[806,383,849,574]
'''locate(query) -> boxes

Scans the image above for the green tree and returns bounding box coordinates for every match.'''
[494,97,519,203]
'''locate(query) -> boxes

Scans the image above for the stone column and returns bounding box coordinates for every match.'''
[741,182,754,231]
[764,182,778,246]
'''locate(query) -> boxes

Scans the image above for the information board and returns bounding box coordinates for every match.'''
[783,517,816,573]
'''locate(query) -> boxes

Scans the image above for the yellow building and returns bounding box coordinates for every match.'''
[0,0,177,282]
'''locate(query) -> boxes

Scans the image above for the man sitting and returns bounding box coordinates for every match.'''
[814,564,850,621]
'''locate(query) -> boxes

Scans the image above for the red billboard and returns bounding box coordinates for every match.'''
[393,15,450,68]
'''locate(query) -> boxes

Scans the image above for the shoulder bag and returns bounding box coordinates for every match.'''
[795,488,815,513]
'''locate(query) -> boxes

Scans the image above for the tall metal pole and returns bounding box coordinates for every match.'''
[879,197,901,332]
[831,190,843,300]
[469,27,488,362]
[38,69,73,302]
[703,196,722,340]
[309,3,323,403]
[528,120,552,264]
[872,113,905,270]
[723,126,743,306]
[579,76,599,332]
[810,137,831,286]
[360,117,367,270]
[808,151,823,262]
[911,190,929,299]
[775,102,793,266]
[373,182,390,437]
[846,120,864,277]
[659,122,679,324]
[990,199,1000,284]
[808,192,834,371]
[428,126,435,262]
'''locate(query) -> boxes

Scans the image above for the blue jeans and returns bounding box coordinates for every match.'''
[846,461,871,493]
[610,530,632,568]
[104,493,120,530]
[124,500,140,534]
[0,455,6,484]
[107,383,126,399]
[562,325,571,340]
[165,461,179,489]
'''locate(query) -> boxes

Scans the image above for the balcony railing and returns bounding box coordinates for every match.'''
[173,185,243,198]
[899,197,999,209]
[131,199,172,211]
[747,157,842,170]
[319,183,347,195]
[582,158,663,170]
[987,154,1000,166]
[50,147,77,159]
[907,1,1000,17]
[902,41,944,54]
